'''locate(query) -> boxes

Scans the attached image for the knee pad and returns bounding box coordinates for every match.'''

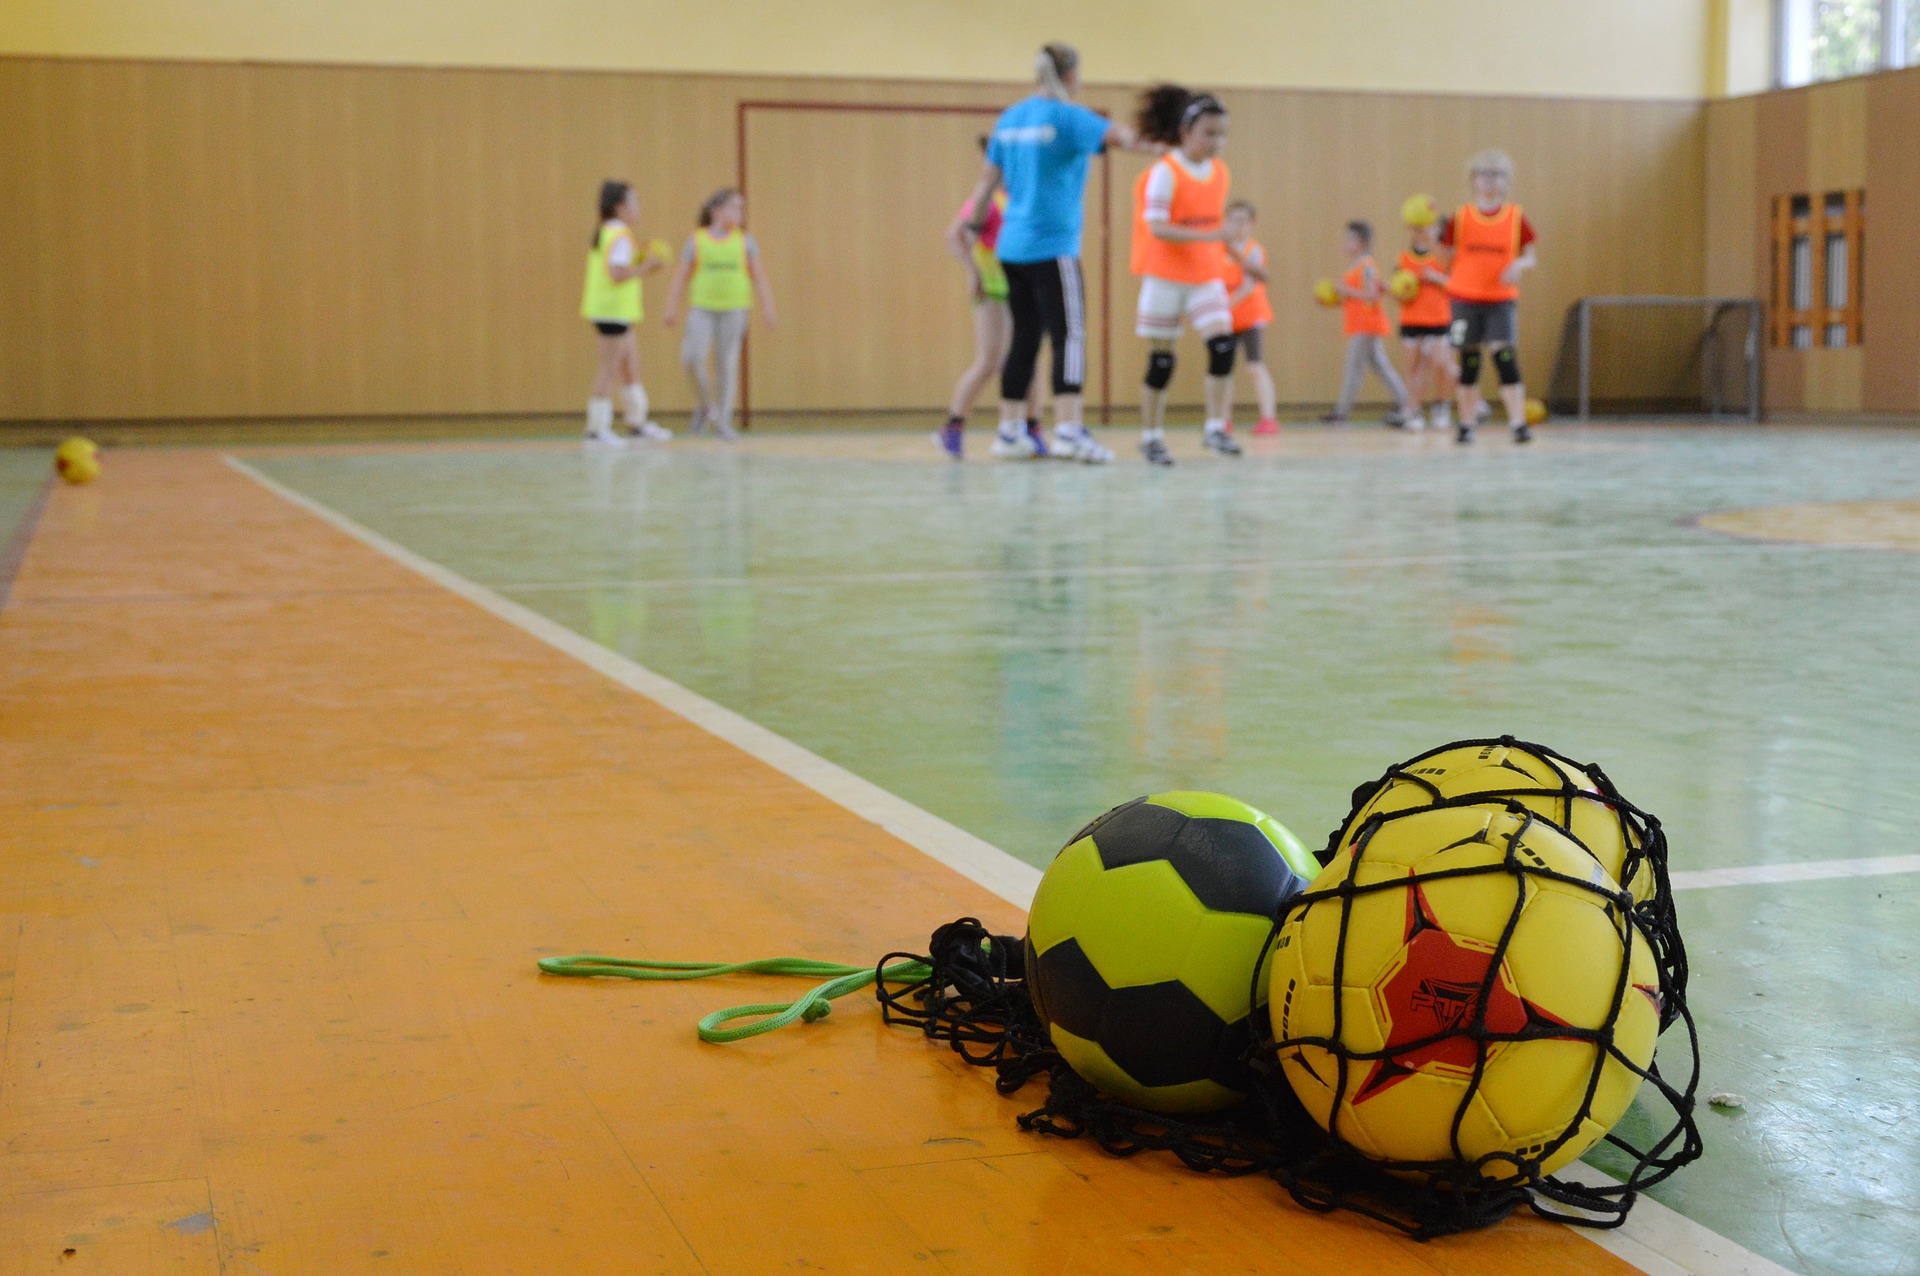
[1144,350,1176,391]
[1493,346,1521,386]
[1206,334,1237,378]
[1458,348,1483,386]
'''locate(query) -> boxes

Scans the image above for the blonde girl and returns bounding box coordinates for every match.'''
[580,180,670,446]
[664,189,778,439]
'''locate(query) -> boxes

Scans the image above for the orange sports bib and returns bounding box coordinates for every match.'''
[1130,156,1230,285]
[1446,202,1525,303]
[1396,247,1451,327]
[1224,237,1273,331]
[1343,256,1390,336]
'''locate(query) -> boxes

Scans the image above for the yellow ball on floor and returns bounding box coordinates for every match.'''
[54,437,100,485]
[1312,279,1339,307]
[1387,269,1420,303]
[1526,398,1549,426]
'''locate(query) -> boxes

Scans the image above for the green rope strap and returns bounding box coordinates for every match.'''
[537,954,932,1044]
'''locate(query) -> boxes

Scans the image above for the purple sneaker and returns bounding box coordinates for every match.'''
[1026,423,1051,458]
[934,419,963,459]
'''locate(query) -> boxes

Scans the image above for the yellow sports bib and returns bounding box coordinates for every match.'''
[580,223,642,323]
[688,228,753,312]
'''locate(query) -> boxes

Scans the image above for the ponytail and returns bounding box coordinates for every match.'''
[1134,84,1225,146]
[1035,42,1078,99]
[593,180,631,246]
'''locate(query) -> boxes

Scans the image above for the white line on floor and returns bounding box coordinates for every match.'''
[1554,1164,1797,1275]
[224,456,1042,909]
[227,453,1793,1276]
[1670,853,1920,891]
[487,540,1824,595]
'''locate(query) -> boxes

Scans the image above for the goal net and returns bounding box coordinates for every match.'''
[1547,296,1762,421]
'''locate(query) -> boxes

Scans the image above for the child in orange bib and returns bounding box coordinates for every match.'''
[1439,149,1539,442]
[1326,221,1415,426]
[1222,200,1278,436]
[1128,84,1245,466]
[1394,194,1457,433]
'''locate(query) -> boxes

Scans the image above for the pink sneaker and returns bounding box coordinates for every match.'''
[1254,417,1280,436]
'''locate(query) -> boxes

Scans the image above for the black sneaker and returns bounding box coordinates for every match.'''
[1141,437,1175,466]
[1202,429,1242,457]
[1383,411,1409,429]
[1512,422,1534,444]
[1456,423,1475,444]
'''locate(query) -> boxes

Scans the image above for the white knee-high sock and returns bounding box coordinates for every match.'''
[621,382,649,426]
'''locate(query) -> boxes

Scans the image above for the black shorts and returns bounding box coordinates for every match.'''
[1233,325,1265,363]
[592,321,630,336]
[1449,300,1516,347]
[1400,324,1450,340]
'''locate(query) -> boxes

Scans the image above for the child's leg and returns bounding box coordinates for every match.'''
[1140,338,1174,438]
[1243,329,1278,424]
[618,331,649,426]
[588,331,623,435]
[1367,337,1416,414]
[1333,335,1369,417]
[1490,341,1526,425]
[710,310,751,436]
[680,310,717,428]
[949,301,1008,421]
[1202,328,1237,432]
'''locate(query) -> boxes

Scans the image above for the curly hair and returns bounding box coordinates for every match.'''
[1134,84,1226,146]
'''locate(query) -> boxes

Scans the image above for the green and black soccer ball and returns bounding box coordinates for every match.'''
[1025,791,1317,1114]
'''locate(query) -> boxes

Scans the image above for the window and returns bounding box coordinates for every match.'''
[1771,190,1864,348]
[1777,0,1917,84]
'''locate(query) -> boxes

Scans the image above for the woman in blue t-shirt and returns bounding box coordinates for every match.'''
[962,43,1152,463]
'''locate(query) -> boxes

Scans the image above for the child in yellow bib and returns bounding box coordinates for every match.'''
[580,181,670,446]
[664,189,777,439]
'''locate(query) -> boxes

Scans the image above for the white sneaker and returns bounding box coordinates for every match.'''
[1074,436,1114,464]
[989,431,1039,459]
[583,425,629,448]
[629,420,672,441]
[1404,413,1427,433]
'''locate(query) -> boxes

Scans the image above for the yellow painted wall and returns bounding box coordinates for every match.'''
[0,0,1712,100]
[1708,0,1774,97]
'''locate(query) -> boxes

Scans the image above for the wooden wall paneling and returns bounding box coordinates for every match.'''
[742,105,996,412]
[1863,69,1920,413]
[1753,86,1809,411]
[1704,97,1758,298]
[1805,77,1868,192]
[0,57,1713,423]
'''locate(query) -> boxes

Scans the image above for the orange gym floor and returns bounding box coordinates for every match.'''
[0,447,1657,1272]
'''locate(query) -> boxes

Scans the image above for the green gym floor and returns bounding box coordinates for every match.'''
[12,422,1918,1274]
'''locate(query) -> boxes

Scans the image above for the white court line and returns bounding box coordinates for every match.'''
[489,540,1823,595]
[225,456,1041,909]
[226,453,1787,1276]
[1555,1164,1796,1276]
[1670,853,1920,891]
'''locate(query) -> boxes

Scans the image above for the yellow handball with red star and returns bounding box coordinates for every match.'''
[1269,802,1660,1180]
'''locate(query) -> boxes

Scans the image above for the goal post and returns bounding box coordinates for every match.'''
[1557,296,1763,422]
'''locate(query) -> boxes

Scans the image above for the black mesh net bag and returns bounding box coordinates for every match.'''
[876,739,1701,1239]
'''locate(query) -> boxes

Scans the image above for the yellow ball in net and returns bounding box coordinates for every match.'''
[1401,193,1439,228]
[54,437,100,485]
[1388,269,1420,303]
[1312,279,1339,307]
